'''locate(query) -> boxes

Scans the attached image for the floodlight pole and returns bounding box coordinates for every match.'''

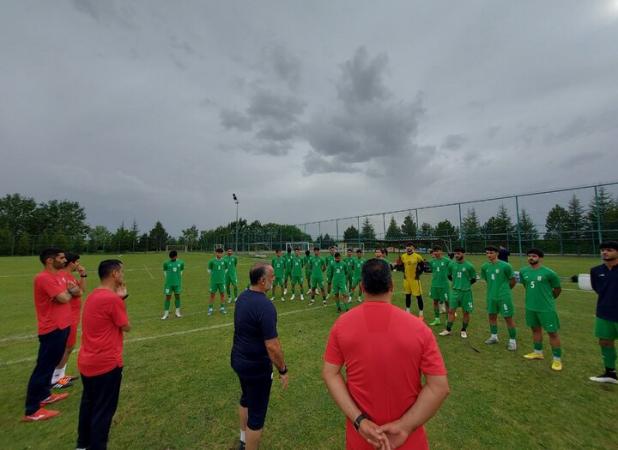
[233,194,239,252]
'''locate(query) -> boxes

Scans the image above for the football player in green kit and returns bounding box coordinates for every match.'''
[344,248,354,294]
[271,249,287,301]
[350,249,364,302]
[289,247,305,301]
[304,249,312,294]
[162,250,185,319]
[283,247,293,295]
[325,246,336,299]
[309,247,327,305]
[439,248,476,338]
[331,252,350,312]
[427,246,452,326]
[519,248,563,371]
[208,248,228,315]
[224,248,239,303]
[480,246,518,351]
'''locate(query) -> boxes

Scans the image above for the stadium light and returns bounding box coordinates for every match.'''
[233,193,239,252]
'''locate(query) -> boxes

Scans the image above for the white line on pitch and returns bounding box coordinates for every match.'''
[0,305,326,367]
[143,264,155,280]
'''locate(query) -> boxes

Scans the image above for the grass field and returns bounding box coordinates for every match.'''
[0,252,615,450]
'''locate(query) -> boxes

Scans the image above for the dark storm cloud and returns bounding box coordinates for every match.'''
[246,90,306,125]
[303,47,426,174]
[441,134,468,151]
[261,45,302,90]
[303,152,362,175]
[71,0,134,27]
[220,109,253,131]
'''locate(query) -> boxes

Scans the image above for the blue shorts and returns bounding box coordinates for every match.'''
[238,372,273,430]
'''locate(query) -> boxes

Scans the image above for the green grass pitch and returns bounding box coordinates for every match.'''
[0,252,615,449]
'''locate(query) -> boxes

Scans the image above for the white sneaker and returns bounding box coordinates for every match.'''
[281,297,285,302]
[357,297,362,303]
[309,298,315,304]
[161,312,169,320]
[323,300,327,306]
[405,307,410,313]
[290,295,295,301]
[460,330,468,339]
[270,297,275,302]
[306,289,312,295]
[419,310,424,318]
[283,289,288,295]
[227,297,232,303]
[439,304,446,314]
[347,298,352,303]
[208,308,213,316]
[175,310,182,318]
[234,297,238,303]
[507,340,517,351]
[485,335,499,344]
[300,294,305,301]
[439,330,451,336]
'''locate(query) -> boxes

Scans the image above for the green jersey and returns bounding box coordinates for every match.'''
[304,254,312,273]
[284,253,294,272]
[331,260,348,284]
[325,254,336,278]
[208,257,227,284]
[223,255,238,277]
[310,255,326,279]
[351,257,364,279]
[163,259,184,286]
[428,258,451,288]
[344,256,355,277]
[448,260,476,291]
[480,260,514,300]
[290,255,304,277]
[272,256,286,278]
[519,266,561,312]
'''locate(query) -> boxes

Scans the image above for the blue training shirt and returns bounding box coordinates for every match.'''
[231,289,278,377]
[590,264,618,322]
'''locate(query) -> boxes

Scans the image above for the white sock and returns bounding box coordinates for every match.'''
[553,356,561,361]
[405,307,410,312]
[240,430,246,443]
[509,338,516,344]
[534,349,543,354]
[492,334,498,339]
[51,366,65,384]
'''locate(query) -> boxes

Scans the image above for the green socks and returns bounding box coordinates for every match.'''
[552,347,562,359]
[508,327,517,339]
[446,321,453,332]
[175,297,181,309]
[602,346,617,370]
[534,342,543,351]
[434,308,440,319]
[490,325,498,335]
[462,321,469,331]
[164,299,170,311]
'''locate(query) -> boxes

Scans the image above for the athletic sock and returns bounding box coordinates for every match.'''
[240,430,246,443]
[434,307,440,319]
[490,324,498,335]
[552,347,562,360]
[602,346,617,370]
[405,294,411,309]
[164,299,171,311]
[174,298,181,309]
[446,321,453,332]
[533,341,543,353]
[234,286,238,297]
[416,296,424,311]
[462,321,468,331]
[508,327,517,339]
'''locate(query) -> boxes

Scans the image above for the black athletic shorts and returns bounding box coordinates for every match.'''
[238,372,273,430]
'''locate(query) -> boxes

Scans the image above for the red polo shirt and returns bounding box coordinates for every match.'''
[57,270,82,317]
[78,288,129,377]
[324,301,447,450]
[33,270,71,335]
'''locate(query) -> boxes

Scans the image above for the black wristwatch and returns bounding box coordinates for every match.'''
[278,365,288,375]
[80,274,88,278]
[353,413,369,431]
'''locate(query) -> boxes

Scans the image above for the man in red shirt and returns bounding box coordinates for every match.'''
[77,259,130,450]
[52,252,88,388]
[23,248,82,422]
[323,258,449,450]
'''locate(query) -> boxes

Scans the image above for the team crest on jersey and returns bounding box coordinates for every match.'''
[537,276,542,281]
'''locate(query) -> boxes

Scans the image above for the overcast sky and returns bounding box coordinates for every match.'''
[1,0,617,236]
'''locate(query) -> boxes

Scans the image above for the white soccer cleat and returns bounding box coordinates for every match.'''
[439,330,451,336]
[270,297,275,302]
[439,304,446,314]
[290,295,295,301]
[460,330,468,339]
[283,289,288,295]
[323,300,327,306]
[419,310,424,318]
[281,297,285,302]
[306,289,312,295]
[484,336,499,345]
[161,312,169,320]
[300,295,304,301]
[175,310,182,318]
[347,298,352,303]
[507,340,517,351]
[589,372,618,384]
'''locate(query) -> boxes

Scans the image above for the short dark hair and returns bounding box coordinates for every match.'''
[313,247,320,251]
[65,252,80,264]
[216,248,223,253]
[356,249,362,254]
[249,263,268,285]
[453,247,465,253]
[433,245,442,252]
[361,258,392,295]
[287,247,292,253]
[600,241,618,251]
[305,249,311,256]
[169,250,178,258]
[526,248,544,257]
[276,248,282,253]
[295,247,300,251]
[39,248,64,265]
[347,248,352,253]
[98,259,123,280]
[485,246,499,252]
[334,252,341,258]
[406,242,415,247]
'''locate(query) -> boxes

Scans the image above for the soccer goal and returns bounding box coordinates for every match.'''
[336,242,366,253]
[165,244,188,253]
[285,241,312,252]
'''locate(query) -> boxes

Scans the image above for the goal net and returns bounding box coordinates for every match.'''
[285,242,312,252]
[165,245,188,253]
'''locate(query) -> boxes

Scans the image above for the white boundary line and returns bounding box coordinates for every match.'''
[143,264,155,280]
[0,304,326,367]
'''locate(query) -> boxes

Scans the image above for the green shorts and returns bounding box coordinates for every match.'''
[310,277,324,290]
[526,309,560,332]
[450,290,473,312]
[332,283,348,296]
[487,297,514,317]
[210,282,225,294]
[430,286,450,303]
[285,271,292,281]
[225,275,238,286]
[291,275,303,285]
[595,317,618,340]
[350,277,361,289]
[164,285,181,295]
[273,277,284,287]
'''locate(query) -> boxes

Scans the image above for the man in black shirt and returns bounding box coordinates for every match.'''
[231,263,288,449]
[498,245,510,262]
[589,241,618,384]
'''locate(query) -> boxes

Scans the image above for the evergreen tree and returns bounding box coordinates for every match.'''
[400,214,418,239]
[360,218,376,241]
[385,217,402,240]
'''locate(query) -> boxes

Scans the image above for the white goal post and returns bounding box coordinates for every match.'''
[285,241,312,252]
[165,244,188,253]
